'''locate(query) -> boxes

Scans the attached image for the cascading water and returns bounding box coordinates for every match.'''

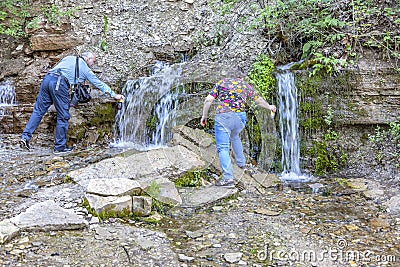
[0,80,16,115]
[113,61,183,150]
[0,80,16,148]
[276,64,312,182]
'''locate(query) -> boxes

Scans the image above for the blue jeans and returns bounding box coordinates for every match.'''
[21,73,71,150]
[214,112,247,180]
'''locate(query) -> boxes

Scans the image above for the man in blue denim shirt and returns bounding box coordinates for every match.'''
[20,51,125,154]
[201,77,276,187]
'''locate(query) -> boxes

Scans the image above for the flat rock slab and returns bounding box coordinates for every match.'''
[69,145,206,188]
[0,219,20,244]
[86,178,141,196]
[10,200,87,231]
[179,186,238,208]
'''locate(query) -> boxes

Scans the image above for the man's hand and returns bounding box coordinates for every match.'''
[269,104,277,113]
[114,94,125,101]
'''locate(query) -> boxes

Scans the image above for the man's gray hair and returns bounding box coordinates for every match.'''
[81,51,95,60]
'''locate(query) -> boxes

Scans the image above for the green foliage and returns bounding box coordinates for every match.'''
[175,169,210,187]
[145,181,169,214]
[247,54,276,101]
[309,138,347,176]
[99,15,109,52]
[42,4,76,25]
[81,198,132,221]
[0,1,77,38]
[63,175,74,183]
[306,102,348,175]
[0,0,31,37]
[212,0,400,74]
[310,53,347,77]
[323,105,334,126]
[369,120,400,145]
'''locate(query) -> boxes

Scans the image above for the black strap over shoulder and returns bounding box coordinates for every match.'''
[74,56,80,86]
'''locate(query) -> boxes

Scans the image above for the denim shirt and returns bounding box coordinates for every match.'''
[50,56,115,97]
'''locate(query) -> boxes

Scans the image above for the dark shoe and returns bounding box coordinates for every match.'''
[53,147,73,155]
[215,179,235,187]
[19,138,30,150]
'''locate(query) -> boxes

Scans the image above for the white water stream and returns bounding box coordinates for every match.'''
[0,80,16,148]
[276,64,313,182]
[0,80,16,111]
[112,62,183,150]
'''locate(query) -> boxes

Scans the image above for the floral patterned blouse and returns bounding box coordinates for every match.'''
[209,78,259,113]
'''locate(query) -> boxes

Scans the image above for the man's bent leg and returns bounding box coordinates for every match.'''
[21,77,53,141]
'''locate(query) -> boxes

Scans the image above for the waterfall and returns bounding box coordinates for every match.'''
[112,61,183,150]
[0,80,16,148]
[276,65,312,182]
[0,80,16,115]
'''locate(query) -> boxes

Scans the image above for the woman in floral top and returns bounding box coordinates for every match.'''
[201,77,276,187]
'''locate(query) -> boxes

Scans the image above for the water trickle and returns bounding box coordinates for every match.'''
[112,62,183,150]
[276,64,312,182]
[0,80,16,115]
[0,80,16,148]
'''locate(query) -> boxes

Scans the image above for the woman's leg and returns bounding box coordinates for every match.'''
[231,112,246,167]
[215,113,234,180]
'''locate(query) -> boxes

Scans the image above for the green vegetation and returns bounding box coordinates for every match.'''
[308,131,348,176]
[209,0,400,74]
[63,175,74,184]
[247,54,276,101]
[0,1,77,38]
[175,169,211,187]
[99,15,109,52]
[82,198,132,221]
[369,120,400,145]
[368,121,400,167]
[89,103,115,138]
[305,101,348,175]
[145,181,171,214]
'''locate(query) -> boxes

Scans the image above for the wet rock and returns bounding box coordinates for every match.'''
[369,218,391,229]
[253,207,281,216]
[383,195,400,213]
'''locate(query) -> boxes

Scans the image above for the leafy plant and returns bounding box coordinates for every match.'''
[175,169,210,187]
[42,4,76,26]
[247,54,276,101]
[0,1,77,38]
[99,15,109,51]
[211,0,400,74]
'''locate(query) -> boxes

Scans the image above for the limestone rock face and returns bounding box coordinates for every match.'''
[0,0,398,178]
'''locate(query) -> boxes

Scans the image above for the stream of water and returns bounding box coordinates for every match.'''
[112,61,183,150]
[276,64,312,182]
[0,80,16,113]
[0,80,16,148]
